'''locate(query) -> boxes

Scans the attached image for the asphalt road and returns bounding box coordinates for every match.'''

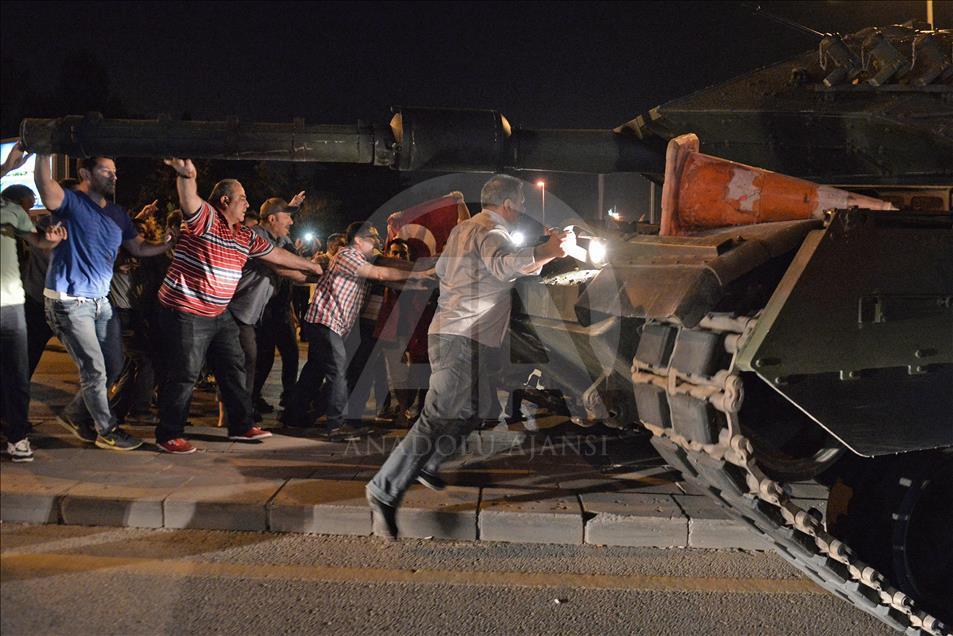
[1,524,890,635]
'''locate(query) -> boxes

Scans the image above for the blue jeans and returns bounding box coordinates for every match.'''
[368,334,496,506]
[156,307,254,443]
[45,296,122,435]
[1,304,31,443]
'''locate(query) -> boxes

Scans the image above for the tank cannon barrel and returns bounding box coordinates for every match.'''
[19,114,389,166]
[19,107,664,175]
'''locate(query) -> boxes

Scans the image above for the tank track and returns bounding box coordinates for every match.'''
[631,313,949,636]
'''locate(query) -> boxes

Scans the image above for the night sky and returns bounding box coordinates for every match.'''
[2,1,949,223]
[4,1,947,129]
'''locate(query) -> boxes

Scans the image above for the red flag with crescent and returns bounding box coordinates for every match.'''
[386,195,465,260]
[378,194,469,358]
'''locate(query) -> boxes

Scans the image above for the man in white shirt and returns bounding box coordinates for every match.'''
[1,143,67,462]
[366,174,574,539]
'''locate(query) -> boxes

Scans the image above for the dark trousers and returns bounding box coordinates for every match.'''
[156,307,253,443]
[253,306,298,403]
[109,308,158,419]
[285,322,347,430]
[292,287,310,340]
[346,318,388,421]
[236,319,257,396]
[25,295,53,379]
[1,304,31,443]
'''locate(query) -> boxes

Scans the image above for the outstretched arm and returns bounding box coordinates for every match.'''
[354,262,434,282]
[122,233,174,257]
[261,262,320,283]
[258,245,323,276]
[532,227,574,267]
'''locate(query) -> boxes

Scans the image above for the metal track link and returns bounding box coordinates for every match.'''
[632,313,950,636]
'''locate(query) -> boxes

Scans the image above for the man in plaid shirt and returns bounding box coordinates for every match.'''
[282,221,433,439]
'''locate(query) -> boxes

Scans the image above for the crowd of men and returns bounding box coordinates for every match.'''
[0,141,574,538]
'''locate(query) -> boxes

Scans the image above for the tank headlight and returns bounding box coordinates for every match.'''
[589,239,608,266]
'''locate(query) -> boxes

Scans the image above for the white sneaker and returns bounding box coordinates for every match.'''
[7,438,34,463]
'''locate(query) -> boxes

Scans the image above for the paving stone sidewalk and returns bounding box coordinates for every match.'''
[1,418,790,549]
[0,344,833,549]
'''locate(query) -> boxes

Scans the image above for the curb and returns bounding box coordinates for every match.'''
[1,473,770,550]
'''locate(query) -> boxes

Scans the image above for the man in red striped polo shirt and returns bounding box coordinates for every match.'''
[155,158,323,454]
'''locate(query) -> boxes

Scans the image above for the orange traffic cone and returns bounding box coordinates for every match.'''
[659,134,896,236]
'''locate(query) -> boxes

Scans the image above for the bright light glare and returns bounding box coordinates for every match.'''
[607,208,621,220]
[304,232,315,242]
[511,231,526,246]
[536,180,545,188]
[589,239,608,265]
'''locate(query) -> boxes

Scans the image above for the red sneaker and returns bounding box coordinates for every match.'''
[228,426,273,441]
[158,438,196,454]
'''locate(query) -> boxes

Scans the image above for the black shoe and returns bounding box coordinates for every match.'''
[416,471,446,492]
[327,423,367,442]
[277,409,311,428]
[95,427,144,451]
[56,415,97,443]
[366,488,398,540]
[254,398,274,414]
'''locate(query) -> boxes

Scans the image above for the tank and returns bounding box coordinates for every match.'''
[19,20,953,635]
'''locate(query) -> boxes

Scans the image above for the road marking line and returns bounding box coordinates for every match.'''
[1,552,821,594]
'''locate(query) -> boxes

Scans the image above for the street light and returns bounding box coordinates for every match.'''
[536,180,546,226]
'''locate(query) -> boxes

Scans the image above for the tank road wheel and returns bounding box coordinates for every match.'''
[826,452,953,624]
[891,454,953,623]
[738,373,844,481]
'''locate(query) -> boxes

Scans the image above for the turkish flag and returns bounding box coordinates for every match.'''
[387,195,467,260]
[378,195,468,357]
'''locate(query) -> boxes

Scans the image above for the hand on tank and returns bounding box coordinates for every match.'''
[539,227,575,259]
[163,157,197,179]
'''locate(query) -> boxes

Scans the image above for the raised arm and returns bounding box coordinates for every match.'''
[449,191,471,221]
[163,158,202,217]
[32,151,65,211]
[1,140,32,178]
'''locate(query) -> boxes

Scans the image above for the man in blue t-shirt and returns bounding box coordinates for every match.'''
[35,154,175,451]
